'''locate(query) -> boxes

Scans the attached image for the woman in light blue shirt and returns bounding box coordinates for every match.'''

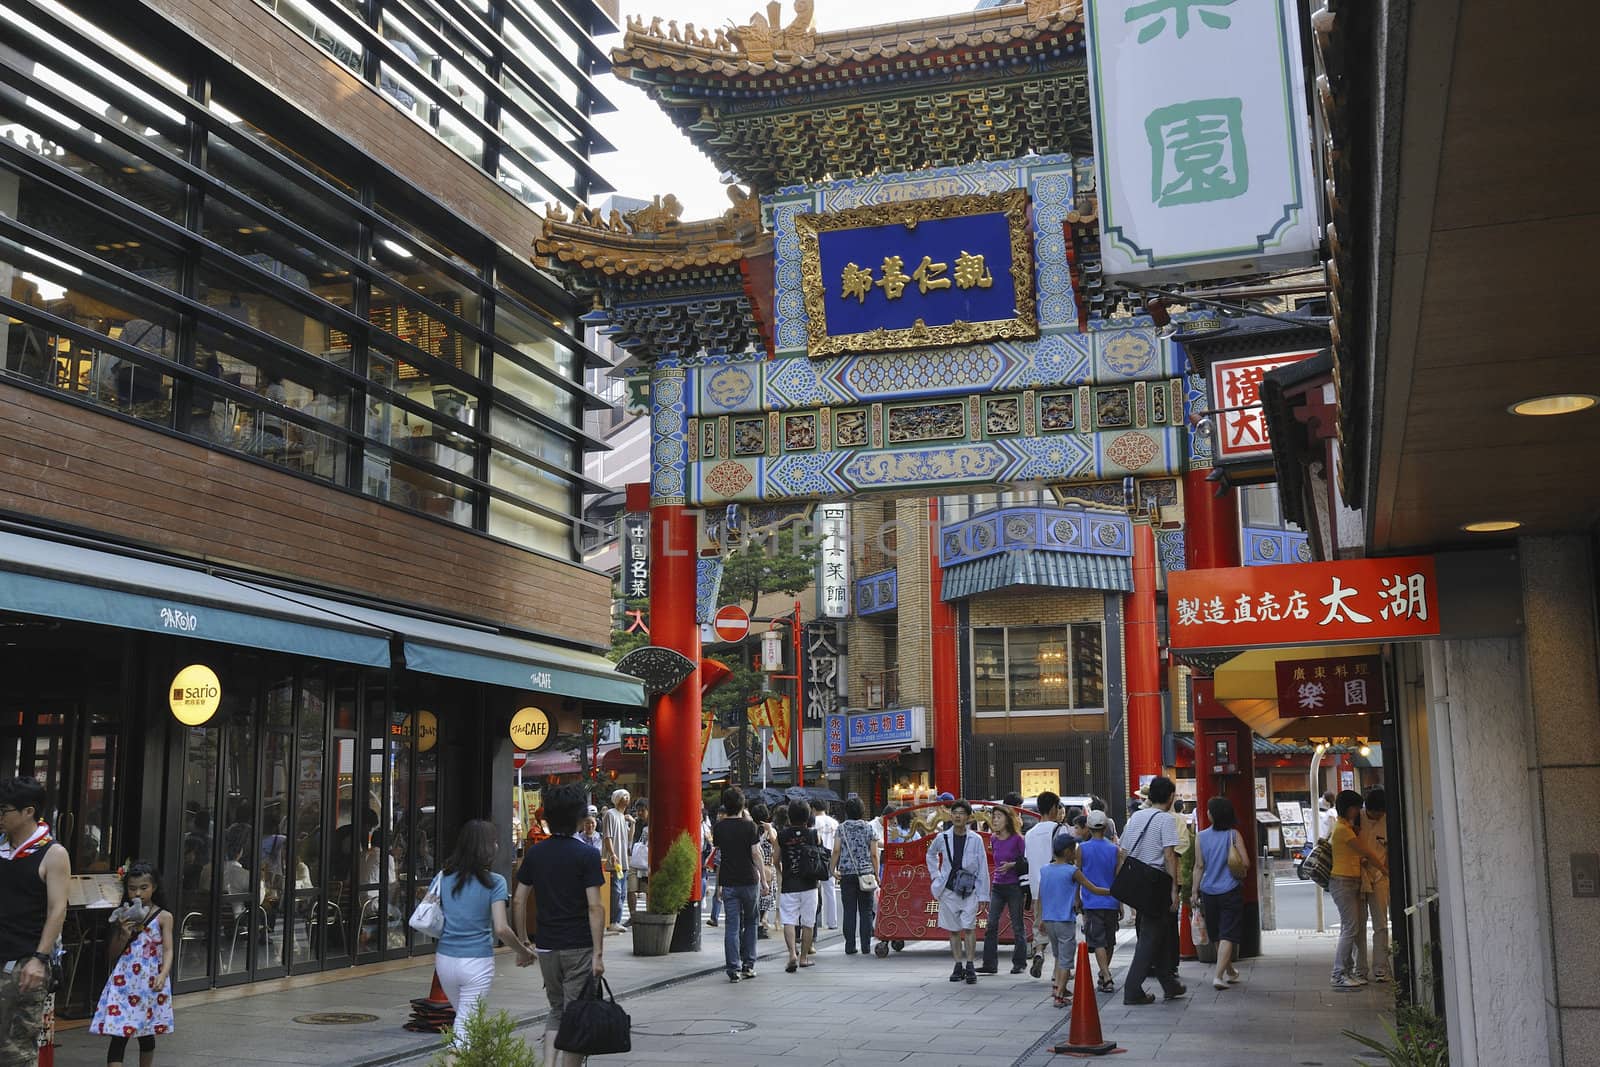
[1191,796,1249,991]
[434,820,534,1047]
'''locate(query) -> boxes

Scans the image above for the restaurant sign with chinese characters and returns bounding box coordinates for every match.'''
[847,706,927,750]
[1274,655,1385,717]
[1210,350,1317,462]
[1169,557,1440,650]
[818,504,850,619]
[622,512,650,600]
[1083,0,1319,282]
[795,189,1037,357]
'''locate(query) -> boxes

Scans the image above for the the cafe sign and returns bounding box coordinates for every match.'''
[169,663,221,726]
[1169,557,1440,650]
[1274,655,1385,717]
[510,706,554,752]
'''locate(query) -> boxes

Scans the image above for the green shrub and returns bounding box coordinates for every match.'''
[646,831,697,915]
[431,1002,538,1067]
[1343,1005,1449,1067]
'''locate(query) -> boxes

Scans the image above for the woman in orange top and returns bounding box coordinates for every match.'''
[1328,790,1386,990]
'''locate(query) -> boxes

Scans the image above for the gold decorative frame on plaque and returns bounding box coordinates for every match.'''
[795,188,1038,358]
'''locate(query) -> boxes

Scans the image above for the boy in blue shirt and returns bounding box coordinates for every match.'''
[1036,831,1111,1006]
[1077,810,1121,993]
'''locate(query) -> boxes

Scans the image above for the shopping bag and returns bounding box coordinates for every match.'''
[1190,902,1210,946]
[555,975,631,1055]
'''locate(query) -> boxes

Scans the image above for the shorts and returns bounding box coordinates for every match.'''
[1042,919,1077,968]
[778,889,819,927]
[1081,908,1120,950]
[1200,887,1244,945]
[936,889,980,933]
[537,948,594,1032]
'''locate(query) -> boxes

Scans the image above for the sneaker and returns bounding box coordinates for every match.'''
[975,965,999,975]
[706,919,718,927]
[606,924,626,934]
[1373,972,1390,983]
[1331,975,1364,991]
[965,963,977,985]
[1011,963,1028,975]
[740,967,757,979]
[950,962,966,982]
[727,971,741,982]
[1030,954,1045,978]
[1124,991,1156,1006]
[1350,975,1369,986]
[1163,983,1187,1001]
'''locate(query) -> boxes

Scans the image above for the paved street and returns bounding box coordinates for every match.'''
[51,922,1389,1066]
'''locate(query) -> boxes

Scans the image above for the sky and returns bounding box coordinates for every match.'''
[594,0,987,219]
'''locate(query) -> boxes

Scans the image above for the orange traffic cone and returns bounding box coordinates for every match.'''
[1051,940,1118,1056]
[1179,900,1198,960]
[403,969,456,1033]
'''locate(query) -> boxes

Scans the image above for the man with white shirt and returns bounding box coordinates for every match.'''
[809,800,840,929]
[1023,791,1066,978]
[1120,776,1185,1005]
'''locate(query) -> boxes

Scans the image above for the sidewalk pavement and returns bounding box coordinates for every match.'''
[50,923,1392,1066]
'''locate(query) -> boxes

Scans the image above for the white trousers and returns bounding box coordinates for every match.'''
[435,953,496,1044]
[818,875,840,927]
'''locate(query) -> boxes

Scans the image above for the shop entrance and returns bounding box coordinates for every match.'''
[168,653,446,992]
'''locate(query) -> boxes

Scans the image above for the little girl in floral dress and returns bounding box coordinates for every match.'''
[90,861,174,1066]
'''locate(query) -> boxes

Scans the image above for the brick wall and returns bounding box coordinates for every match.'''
[967,587,1105,628]
[0,384,612,647]
[141,0,545,257]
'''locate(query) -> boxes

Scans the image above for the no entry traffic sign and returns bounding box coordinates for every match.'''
[712,605,750,643]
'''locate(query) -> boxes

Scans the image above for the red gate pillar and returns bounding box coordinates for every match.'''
[647,503,703,905]
[928,499,963,796]
[1125,517,1162,797]
[1183,470,1258,956]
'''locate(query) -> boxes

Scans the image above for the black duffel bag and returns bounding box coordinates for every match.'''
[1109,815,1174,915]
[555,975,631,1056]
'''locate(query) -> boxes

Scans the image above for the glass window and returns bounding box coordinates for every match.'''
[366,452,474,525]
[1008,627,1071,712]
[257,0,362,72]
[176,720,219,985]
[502,21,586,108]
[501,70,585,152]
[972,629,1006,714]
[201,196,355,306]
[369,286,476,380]
[195,266,346,354]
[488,494,571,556]
[0,110,188,224]
[1073,622,1104,708]
[489,406,576,469]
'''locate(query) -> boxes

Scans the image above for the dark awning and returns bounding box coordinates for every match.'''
[941,549,1133,600]
[0,530,390,667]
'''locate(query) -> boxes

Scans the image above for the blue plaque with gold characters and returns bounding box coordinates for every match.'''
[796,189,1037,358]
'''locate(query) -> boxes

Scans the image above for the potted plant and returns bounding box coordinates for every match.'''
[631,832,696,957]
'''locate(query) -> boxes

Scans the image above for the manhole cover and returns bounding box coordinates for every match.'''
[632,1019,756,1038]
[293,1012,381,1026]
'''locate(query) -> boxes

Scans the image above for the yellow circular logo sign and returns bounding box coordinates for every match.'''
[401,711,438,752]
[169,664,222,726]
[510,707,553,752]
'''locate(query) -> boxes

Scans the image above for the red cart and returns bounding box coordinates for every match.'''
[872,800,1038,956]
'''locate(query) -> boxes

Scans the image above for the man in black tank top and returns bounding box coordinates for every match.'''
[0,776,71,1067]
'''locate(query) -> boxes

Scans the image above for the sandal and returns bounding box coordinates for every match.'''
[1053,994,1069,1008]
[1097,975,1115,994]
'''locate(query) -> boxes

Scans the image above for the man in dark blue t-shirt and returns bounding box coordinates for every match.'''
[513,784,604,1066]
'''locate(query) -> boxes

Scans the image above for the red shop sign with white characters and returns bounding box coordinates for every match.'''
[1209,349,1318,461]
[1168,556,1440,650]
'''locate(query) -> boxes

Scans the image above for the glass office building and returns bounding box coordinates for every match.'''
[0,0,633,998]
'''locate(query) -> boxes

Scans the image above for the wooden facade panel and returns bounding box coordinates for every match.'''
[0,386,612,648]
[138,0,544,257]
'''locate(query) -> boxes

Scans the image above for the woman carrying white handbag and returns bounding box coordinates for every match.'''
[412,820,534,1048]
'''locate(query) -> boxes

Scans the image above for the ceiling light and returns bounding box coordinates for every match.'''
[1460,520,1521,533]
[1509,393,1598,417]
[1358,744,1371,757]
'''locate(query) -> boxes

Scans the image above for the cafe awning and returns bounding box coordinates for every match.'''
[231,581,645,708]
[0,529,391,667]
[1212,643,1381,739]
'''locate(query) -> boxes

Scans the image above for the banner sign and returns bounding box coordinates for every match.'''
[622,512,650,600]
[818,503,851,619]
[847,706,926,749]
[1169,556,1440,649]
[1209,350,1318,462]
[825,713,846,772]
[1084,0,1319,282]
[1274,655,1384,717]
[796,190,1037,357]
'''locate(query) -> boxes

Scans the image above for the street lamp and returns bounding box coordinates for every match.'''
[1309,741,1328,933]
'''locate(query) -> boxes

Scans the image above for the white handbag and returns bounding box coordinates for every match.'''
[408,872,445,938]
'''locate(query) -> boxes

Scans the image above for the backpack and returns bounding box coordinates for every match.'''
[1304,837,1334,889]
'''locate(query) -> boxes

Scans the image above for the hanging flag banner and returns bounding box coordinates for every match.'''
[1169,557,1440,650]
[1084,0,1320,282]
[1209,350,1318,462]
[622,512,650,600]
[818,503,851,619]
[824,713,846,772]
